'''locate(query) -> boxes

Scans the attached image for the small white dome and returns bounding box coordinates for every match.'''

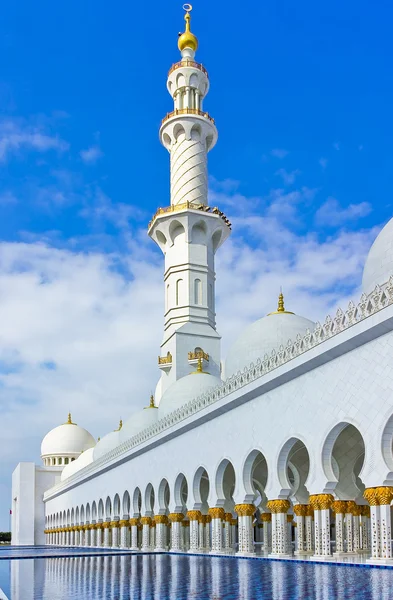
[362,218,393,295]
[61,447,94,481]
[225,297,315,378]
[158,371,222,417]
[93,431,120,461]
[119,405,158,442]
[41,416,95,459]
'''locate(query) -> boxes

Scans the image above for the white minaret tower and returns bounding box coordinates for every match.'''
[148,4,231,399]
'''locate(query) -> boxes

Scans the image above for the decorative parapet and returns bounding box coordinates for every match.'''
[188,350,209,361]
[161,107,214,125]
[158,352,172,365]
[44,278,393,499]
[168,59,208,77]
[148,201,231,231]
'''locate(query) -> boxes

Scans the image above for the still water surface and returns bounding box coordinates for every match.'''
[1,551,393,599]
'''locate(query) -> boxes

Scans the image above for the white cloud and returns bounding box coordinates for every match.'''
[315,197,372,226]
[271,148,289,159]
[275,168,301,185]
[80,145,103,164]
[0,118,69,161]
[319,157,328,169]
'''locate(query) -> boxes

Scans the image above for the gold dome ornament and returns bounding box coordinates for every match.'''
[268,291,294,316]
[178,4,198,52]
[65,412,76,425]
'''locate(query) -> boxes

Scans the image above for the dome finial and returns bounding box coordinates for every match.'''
[114,419,123,432]
[178,4,198,53]
[277,289,285,312]
[191,356,205,374]
[268,289,295,316]
[145,394,158,409]
[65,412,76,425]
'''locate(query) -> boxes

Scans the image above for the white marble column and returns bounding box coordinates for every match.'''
[235,504,256,556]
[141,517,152,551]
[150,523,156,549]
[187,511,201,553]
[361,507,370,551]
[205,516,211,551]
[261,513,271,552]
[209,508,225,554]
[353,511,361,553]
[224,513,233,553]
[90,524,96,547]
[130,518,139,550]
[119,521,130,548]
[198,518,205,552]
[103,522,111,547]
[364,487,393,564]
[332,502,346,555]
[169,514,183,552]
[155,516,168,551]
[309,494,334,560]
[294,505,307,555]
[96,523,103,547]
[345,505,355,553]
[267,500,291,557]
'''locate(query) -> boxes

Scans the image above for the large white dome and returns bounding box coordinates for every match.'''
[362,218,393,295]
[158,371,222,417]
[119,403,158,442]
[225,297,315,378]
[41,415,95,459]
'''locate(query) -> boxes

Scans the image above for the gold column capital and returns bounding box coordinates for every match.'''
[293,504,308,517]
[119,520,129,527]
[208,507,225,519]
[129,518,139,526]
[331,500,347,515]
[266,499,290,514]
[376,486,393,506]
[309,494,334,510]
[287,514,294,523]
[234,503,256,517]
[364,488,379,506]
[140,516,152,526]
[224,512,233,522]
[186,510,201,521]
[168,512,184,523]
[260,512,272,522]
[154,515,169,524]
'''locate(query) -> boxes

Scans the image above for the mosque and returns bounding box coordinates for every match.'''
[11,6,393,566]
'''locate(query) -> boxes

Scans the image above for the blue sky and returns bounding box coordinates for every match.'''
[0,0,391,529]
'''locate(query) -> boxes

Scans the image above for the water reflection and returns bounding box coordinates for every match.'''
[6,553,393,600]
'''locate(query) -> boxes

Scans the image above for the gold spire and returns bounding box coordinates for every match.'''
[178,4,198,52]
[145,394,158,409]
[268,291,294,316]
[191,356,206,374]
[65,412,76,425]
[114,419,123,432]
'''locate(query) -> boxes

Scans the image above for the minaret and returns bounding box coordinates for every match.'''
[148,5,231,397]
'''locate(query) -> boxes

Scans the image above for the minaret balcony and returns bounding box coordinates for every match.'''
[188,350,209,369]
[161,108,215,126]
[168,59,208,77]
[158,352,173,372]
[148,202,231,232]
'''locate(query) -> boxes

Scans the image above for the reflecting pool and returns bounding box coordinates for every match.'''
[1,552,393,600]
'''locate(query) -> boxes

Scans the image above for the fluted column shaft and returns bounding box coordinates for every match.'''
[187,511,201,553]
